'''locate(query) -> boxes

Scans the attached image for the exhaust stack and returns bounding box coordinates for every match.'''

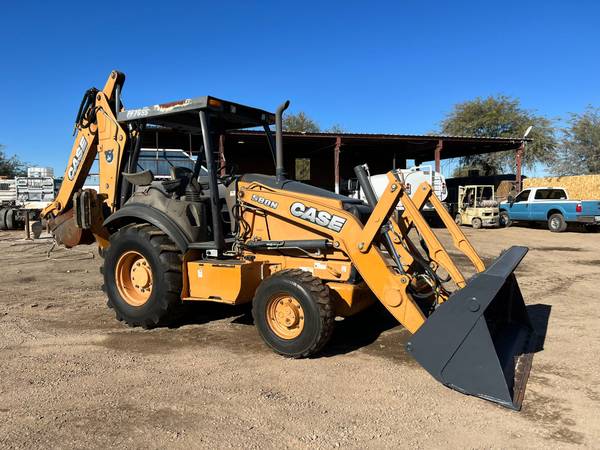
[275,100,290,182]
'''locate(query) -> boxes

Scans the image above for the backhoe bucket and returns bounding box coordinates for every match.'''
[406,246,536,410]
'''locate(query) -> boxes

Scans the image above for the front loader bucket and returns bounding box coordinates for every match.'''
[406,246,536,410]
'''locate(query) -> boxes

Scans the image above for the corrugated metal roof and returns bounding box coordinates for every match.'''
[230,130,531,142]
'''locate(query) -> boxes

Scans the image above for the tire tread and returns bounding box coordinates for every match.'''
[104,224,182,328]
[254,269,334,358]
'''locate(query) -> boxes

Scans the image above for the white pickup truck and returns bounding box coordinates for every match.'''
[499,187,600,232]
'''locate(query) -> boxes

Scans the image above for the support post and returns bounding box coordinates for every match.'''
[199,111,225,253]
[218,134,226,176]
[334,137,342,194]
[515,143,524,192]
[434,139,443,173]
[25,210,31,240]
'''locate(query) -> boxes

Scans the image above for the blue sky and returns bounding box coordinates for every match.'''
[1,1,599,177]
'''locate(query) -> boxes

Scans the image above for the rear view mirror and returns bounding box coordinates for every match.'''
[507,195,515,205]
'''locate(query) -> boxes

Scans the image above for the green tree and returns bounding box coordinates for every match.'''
[451,164,498,177]
[551,106,600,175]
[326,123,346,133]
[0,145,27,177]
[283,112,320,133]
[441,95,557,173]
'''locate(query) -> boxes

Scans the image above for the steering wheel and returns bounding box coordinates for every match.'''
[170,166,194,180]
[218,163,239,186]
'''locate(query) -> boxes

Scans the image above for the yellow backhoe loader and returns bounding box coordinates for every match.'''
[42,71,537,410]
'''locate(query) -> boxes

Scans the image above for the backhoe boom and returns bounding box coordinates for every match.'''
[42,71,127,247]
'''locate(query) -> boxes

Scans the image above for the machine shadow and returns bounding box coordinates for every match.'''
[168,302,550,359]
[169,302,254,328]
[321,303,401,357]
[527,303,551,352]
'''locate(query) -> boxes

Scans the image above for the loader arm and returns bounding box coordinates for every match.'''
[41,71,128,248]
[390,181,485,289]
[241,173,481,332]
[241,177,429,333]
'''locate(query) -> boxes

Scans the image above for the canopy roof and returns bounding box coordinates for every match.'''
[118,97,275,131]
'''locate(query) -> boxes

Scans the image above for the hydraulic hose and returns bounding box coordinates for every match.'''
[74,88,99,131]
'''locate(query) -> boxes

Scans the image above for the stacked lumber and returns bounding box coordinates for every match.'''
[523,174,600,199]
[496,180,517,200]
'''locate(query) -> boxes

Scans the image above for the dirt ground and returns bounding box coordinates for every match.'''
[0,225,599,449]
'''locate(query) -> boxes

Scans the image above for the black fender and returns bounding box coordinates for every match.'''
[103,204,191,252]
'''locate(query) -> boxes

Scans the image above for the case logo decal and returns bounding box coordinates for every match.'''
[67,136,88,180]
[290,202,346,232]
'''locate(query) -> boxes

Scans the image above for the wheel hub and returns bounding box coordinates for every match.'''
[115,251,153,306]
[267,295,305,339]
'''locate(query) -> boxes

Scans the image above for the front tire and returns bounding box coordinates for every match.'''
[253,269,334,358]
[548,213,567,233]
[499,211,511,228]
[455,214,462,226]
[103,224,183,328]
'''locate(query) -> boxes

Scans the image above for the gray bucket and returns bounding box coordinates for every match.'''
[407,246,536,410]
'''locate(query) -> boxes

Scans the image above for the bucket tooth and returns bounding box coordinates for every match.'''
[406,246,536,410]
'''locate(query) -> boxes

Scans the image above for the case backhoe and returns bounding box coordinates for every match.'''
[42,71,537,410]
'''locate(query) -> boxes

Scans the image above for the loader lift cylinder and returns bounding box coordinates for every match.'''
[354,164,404,273]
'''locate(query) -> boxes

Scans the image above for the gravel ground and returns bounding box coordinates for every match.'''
[0,225,599,449]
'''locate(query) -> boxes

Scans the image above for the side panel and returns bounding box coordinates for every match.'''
[506,202,529,220]
[186,260,263,304]
[0,179,16,205]
[581,200,600,217]
[528,202,567,221]
[328,282,376,316]
[526,201,546,221]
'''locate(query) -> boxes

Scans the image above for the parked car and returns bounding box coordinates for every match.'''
[499,187,600,232]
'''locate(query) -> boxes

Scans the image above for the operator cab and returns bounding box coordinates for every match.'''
[116,96,278,256]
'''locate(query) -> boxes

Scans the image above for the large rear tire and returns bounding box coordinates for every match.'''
[548,213,567,233]
[102,224,183,328]
[5,209,16,230]
[472,217,483,229]
[253,269,334,358]
[0,208,7,230]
